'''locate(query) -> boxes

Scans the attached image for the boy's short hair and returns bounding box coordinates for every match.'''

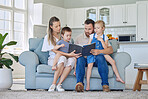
[61,27,72,35]
[95,20,105,28]
[84,19,95,28]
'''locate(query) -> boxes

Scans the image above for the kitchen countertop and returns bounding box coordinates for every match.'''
[118,41,148,44]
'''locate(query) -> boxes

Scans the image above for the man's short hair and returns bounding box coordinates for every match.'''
[84,19,95,28]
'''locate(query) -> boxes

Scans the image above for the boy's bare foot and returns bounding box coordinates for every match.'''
[52,66,57,71]
[73,71,76,76]
[116,77,125,84]
[86,85,90,91]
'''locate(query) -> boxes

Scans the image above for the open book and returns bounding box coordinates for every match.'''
[68,43,96,56]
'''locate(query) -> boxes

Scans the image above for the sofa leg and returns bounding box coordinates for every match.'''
[27,89,36,91]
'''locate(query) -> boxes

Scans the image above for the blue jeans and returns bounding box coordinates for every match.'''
[76,55,109,86]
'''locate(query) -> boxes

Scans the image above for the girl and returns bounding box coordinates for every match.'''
[86,20,125,91]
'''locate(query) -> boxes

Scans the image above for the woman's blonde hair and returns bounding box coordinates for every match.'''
[95,20,105,28]
[47,16,60,46]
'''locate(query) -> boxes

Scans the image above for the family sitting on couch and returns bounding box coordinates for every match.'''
[41,16,125,92]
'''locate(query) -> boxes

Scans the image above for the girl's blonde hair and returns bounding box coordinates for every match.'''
[95,20,105,28]
[47,16,60,46]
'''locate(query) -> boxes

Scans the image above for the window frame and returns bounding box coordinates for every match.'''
[0,0,28,54]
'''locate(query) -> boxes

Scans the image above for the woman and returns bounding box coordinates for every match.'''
[42,16,80,92]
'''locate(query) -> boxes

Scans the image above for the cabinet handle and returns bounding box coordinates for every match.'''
[141,38,143,40]
[123,22,127,23]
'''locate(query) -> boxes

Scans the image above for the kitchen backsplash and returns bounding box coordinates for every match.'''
[72,26,136,40]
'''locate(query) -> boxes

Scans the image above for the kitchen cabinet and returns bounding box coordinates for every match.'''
[34,3,50,25]
[137,1,148,41]
[34,3,66,27]
[85,7,97,22]
[98,6,112,26]
[67,8,85,28]
[111,4,136,26]
[49,5,66,27]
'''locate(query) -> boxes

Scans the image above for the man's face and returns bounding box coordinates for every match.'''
[84,24,94,37]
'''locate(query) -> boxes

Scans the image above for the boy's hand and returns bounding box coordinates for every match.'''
[60,44,65,47]
[69,50,81,58]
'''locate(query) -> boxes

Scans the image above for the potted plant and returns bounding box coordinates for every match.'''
[0,33,18,90]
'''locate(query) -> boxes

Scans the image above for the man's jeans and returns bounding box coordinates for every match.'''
[76,55,109,86]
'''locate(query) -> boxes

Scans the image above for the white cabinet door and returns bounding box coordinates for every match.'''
[137,2,147,41]
[126,4,137,26]
[34,3,66,26]
[98,6,112,26]
[34,3,50,25]
[66,9,74,28]
[74,8,85,28]
[85,7,97,22]
[111,4,136,26]
[42,4,51,25]
[111,5,126,26]
[49,6,66,27]
[66,8,85,28]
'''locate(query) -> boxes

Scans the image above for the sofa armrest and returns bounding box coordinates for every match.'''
[111,52,131,88]
[19,51,39,89]
[19,51,39,66]
[111,52,131,69]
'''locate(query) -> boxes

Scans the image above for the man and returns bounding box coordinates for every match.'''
[75,19,113,92]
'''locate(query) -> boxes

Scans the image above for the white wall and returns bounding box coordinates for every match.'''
[34,0,64,8]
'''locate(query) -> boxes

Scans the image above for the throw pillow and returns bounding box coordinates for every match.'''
[34,38,49,64]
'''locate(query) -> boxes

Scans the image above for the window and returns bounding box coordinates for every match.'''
[0,0,27,54]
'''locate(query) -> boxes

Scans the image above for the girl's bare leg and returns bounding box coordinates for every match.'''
[86,63,94,91]
[104,55,125,84]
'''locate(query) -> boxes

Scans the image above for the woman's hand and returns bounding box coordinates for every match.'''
[69,50,81,58]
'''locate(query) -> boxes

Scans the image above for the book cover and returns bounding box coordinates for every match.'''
[68,43,96,56]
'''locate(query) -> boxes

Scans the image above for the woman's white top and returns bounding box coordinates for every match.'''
[90,33,108,41]
[42,35,59,65]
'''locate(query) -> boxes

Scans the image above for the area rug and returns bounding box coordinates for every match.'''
[0,90,148,99]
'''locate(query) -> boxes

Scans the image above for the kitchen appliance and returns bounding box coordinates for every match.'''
[118,34,136,42]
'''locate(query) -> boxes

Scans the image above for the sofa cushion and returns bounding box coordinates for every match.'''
[37,64,114,78]
[34,39,49,64]
[109,39,119,53]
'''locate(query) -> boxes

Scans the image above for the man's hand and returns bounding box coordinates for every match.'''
[90,49,101,55]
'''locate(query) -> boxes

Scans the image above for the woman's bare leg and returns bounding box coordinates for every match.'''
[52,63,64,84]
[57,66,71,85]
[104,55,125,84]
[86,63,94,91]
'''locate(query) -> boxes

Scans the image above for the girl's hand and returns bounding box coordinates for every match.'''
[97,36,103,41]
[69,50,81,58]
[60,44,65,47]
[73,71,76,76]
